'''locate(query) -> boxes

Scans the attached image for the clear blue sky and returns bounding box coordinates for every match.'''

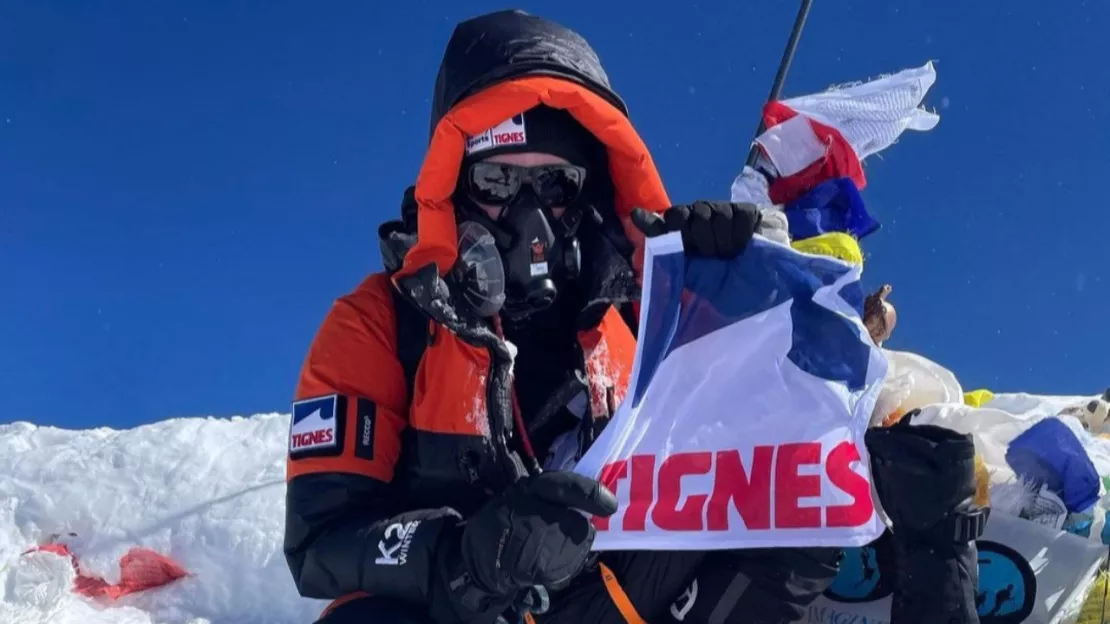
[2,1,1107,429]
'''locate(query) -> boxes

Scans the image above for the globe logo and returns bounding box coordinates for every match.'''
[826,545,888,603]
[975,540,1036,622]
[823,536,1036,623]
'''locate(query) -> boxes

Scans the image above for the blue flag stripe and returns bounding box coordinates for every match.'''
[638,237,874,396]
[631,249,685,409]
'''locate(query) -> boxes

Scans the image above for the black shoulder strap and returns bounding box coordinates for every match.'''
[390,285,430,403]
[383,184,430,403]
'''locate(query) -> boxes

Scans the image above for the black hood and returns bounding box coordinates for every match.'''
[430,9,628,140]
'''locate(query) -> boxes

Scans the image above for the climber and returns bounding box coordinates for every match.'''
[283,8,985,624]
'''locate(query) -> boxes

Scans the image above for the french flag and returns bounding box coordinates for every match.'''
[573,231,889,552]
[755,101,866,206]
[750,61,941,206]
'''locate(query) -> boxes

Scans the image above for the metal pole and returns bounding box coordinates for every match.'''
[745,0,815,167]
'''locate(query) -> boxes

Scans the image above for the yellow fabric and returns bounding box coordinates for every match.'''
[1077,571,1110,624]
[962,391,994,506]
[974,455,991,507]
[600,562,647,624]
[791,232,864,266]
[964,389,996,408]
[881,409,908,428]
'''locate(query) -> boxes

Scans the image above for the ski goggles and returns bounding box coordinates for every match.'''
[465,162,587,209]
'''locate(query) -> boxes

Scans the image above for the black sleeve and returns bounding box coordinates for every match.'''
[865,419,983,624]
[286,276,464,607]
[660,547,842,624]
[283,471,462,604]
[888,537,980,624]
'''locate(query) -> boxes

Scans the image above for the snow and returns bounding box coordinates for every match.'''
[1,390,1103,623]
[0,414,328,624]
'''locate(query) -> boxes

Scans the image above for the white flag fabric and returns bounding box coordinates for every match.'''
[575,233,889,551]
[731,61,941,208]
[807,512,1108,624]
[766,60,940,165]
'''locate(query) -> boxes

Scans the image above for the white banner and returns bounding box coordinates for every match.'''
[807,513,1107,624]
[575,233,888,551]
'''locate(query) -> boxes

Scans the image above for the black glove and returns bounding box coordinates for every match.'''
[865,415,984,539]
[866,415,985,624]
[631,201,761,259]
[430,471,618,624]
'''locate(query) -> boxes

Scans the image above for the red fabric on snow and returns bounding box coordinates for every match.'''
[24,542,189,599]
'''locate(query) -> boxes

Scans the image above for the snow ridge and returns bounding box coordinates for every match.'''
[1,391,1101,623]
[0,414,328,624]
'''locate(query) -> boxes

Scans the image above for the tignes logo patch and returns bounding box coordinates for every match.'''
[289,395,342,457]
[465,114,527,156]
